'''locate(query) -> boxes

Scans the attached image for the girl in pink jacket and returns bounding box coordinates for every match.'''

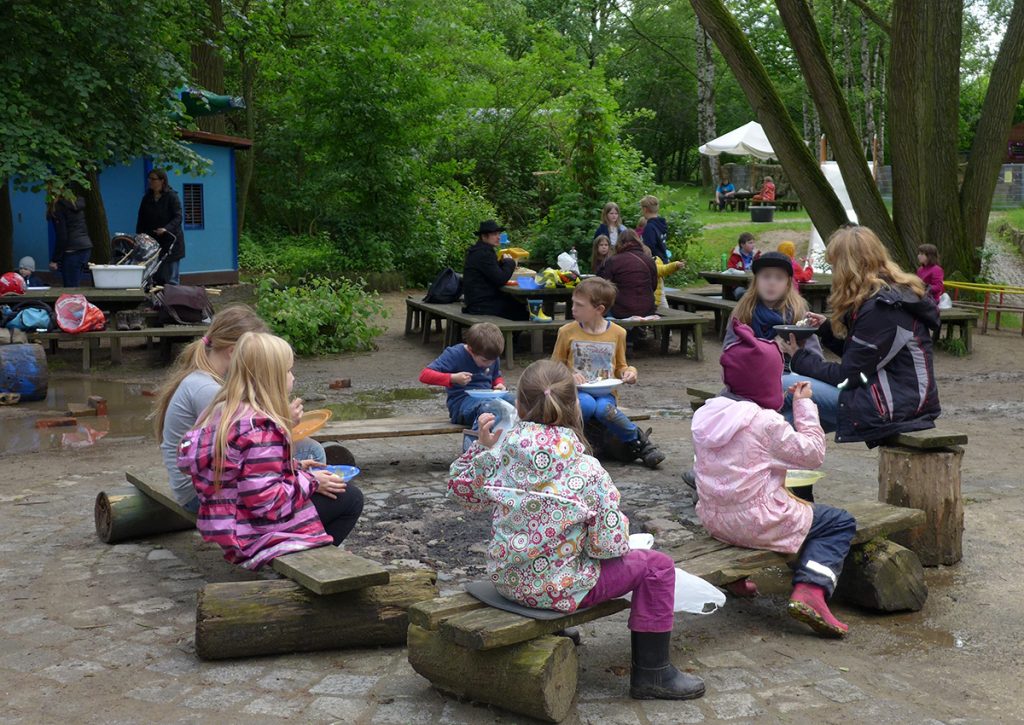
[691,321,856,637]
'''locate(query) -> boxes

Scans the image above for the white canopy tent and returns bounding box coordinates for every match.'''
[698,121,776,161]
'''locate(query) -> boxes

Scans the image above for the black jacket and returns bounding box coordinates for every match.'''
[462,241,517,316]
[48,197,92,261]
[791,285,941,446]
[641,216,669,262]
[136,189,185,260]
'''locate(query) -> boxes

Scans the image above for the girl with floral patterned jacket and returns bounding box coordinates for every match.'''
[448,359,705,701]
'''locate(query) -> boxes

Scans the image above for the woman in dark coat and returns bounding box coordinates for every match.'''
[462,220,528,320]
[47,194,93,287]
[136,168,185,285]
[780,225,940,447]
[598,230,658,319]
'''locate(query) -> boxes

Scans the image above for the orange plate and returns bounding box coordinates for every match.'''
[291,409,332,441]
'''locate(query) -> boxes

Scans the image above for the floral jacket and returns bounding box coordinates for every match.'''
[448,421,630,612]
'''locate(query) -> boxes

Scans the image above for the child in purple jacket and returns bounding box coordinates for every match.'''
[916,244,945,304]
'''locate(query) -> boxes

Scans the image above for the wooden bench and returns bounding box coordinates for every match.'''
[935,307,979,353]
[407,501,926,722]
[751,198,800,212]
[30,325,208,372]
[665,291,737,339]
[95,472,437,660]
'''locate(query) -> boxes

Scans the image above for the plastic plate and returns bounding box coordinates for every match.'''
[578,378,623,396]
[465,389,509,400]
[772,324,819,340]
[291,409,332,441]
[784,470,825,488]
[321,465,361,482]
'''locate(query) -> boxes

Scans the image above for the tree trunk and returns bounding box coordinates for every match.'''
[959,0,1024,274]
[860,14,873,153]
[836,538,928,612]
[195,571,438,660]
[191,0,227,135]
[878,446,964,566]
[82,170,110,263]
[690,0,849,235]
[888,0,964,270]
[0,178,12,272]
[775,0,898,253]
[695,17,719,186]
[94,488,194,544]
[236,47,257,233]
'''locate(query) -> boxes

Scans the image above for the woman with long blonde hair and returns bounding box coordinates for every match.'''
[783,226,940,446]
[178,332,363,569]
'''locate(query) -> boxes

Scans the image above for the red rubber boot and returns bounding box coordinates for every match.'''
[788,583,848,638]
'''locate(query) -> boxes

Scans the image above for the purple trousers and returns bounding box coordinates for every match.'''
[578,549,676,632]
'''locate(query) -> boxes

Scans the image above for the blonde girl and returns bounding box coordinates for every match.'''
[177,333,363,569]
[448,360,704,701]
[594,202,627,247]
[783,226,940,446]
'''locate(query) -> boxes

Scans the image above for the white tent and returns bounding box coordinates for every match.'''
[807,161,872,269]
[698,121,776,161]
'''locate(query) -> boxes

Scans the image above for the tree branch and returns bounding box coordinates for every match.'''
[612,2,700,82]
[847,0,892,36]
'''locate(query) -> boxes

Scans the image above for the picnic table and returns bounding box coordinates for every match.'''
[699,270,832,311]
[500,284,575,319]
[20,287,147,313]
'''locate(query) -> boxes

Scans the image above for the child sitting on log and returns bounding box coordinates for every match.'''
[418,322,514,427]
[154,304,326,513]
[448,359,705,701]
[691,320,856,637]
[178,332,363,568]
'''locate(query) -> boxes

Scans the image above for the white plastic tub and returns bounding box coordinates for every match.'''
[90,264,146,289]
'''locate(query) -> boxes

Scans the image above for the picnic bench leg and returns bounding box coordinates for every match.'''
[110,337,122,365]
[421,312,434,345]
[530,330,543,356]
[693,323,704,361]
[962,320,973,353]
[504,332,515,369]
[661,327,671,355]
[49,339,59,355]
[405,306,415,336]
[81,339,95,372]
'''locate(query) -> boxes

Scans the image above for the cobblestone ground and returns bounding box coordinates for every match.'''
[2,294,1022,724]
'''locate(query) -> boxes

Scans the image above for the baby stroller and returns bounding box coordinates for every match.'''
[110,232,175,290]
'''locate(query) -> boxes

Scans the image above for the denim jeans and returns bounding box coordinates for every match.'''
[59,248,91,287]
[448,392,516,428]
[793,504,857,596]
[578,393,638,443]
[781,373,839,434]
[155,258,180,286]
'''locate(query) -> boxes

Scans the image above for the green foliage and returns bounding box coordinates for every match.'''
[663,207,713,286]
[238,231,350,283]
[937,336,969,357]
[255,276,387,356]
[404,185,498,286]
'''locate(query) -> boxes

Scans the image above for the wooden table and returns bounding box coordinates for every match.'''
[500,284,575,319]
[21,287,147,313]
[699,271,833,311]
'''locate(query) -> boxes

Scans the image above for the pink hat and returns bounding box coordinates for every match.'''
[721,320,784,410]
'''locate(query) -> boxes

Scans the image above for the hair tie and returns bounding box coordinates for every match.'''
[201,336,211,347]
[543,388,552,397]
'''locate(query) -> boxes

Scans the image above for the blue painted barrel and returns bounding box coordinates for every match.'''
[0,344,49,401]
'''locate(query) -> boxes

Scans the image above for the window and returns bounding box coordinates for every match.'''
[182,183,205,230]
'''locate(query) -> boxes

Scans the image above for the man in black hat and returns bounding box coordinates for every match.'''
[462,220,529,320]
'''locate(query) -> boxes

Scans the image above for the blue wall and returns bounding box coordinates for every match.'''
[8,142,237,277]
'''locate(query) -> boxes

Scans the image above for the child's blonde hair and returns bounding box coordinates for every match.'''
[516,360,587,448]
[640,195,659,213]
[591,234,611,272]
[153,304,268,437]
[573,276,617,313]
[827,226,926,337]
[196,332,295,486]
[733,273,807,326]
[635,217,648,231]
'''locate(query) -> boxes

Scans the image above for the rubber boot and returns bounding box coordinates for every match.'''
[788,582,848,638]
[629,631,705,700]
[130,310,144,331]
[725,578,758,597]
[116,311,130,332]
[681,469,697,491]
[555,627,582,646]
[630,428,665,469]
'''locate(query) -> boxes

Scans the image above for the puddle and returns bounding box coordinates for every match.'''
[0,378,156,457]
[323,387,439,421]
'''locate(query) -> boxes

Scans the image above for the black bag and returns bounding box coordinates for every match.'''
[423,267,462,304]
[2,300,56,331]
[151,285,214,325]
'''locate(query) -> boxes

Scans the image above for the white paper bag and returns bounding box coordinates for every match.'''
[557,252,580,275]
[938,292,953,310]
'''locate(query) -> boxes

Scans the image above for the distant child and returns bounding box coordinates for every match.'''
[552,277,665,468]
[776,241,813,289]
[419,322,514,426]
[16,257,46,288]
[178,332,364,568]
[639,195,669,262]
[752,175,776,202]
[725,232,760,300]
[916,243,945,304]
[643,244,685,312]
[449,359,705,701]
[692,321,856,638]
[635,216,647,236]
[591,234,612,274]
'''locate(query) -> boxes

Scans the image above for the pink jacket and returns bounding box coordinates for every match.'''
[691,396,825,554]
[916,264,945,303]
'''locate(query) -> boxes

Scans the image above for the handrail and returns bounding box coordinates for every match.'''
[945,280,1024,295]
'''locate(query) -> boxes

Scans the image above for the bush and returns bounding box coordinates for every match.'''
[255,276,388,356]
[663,206,712,286]
[404,184,498,286]
[239,231,351,283]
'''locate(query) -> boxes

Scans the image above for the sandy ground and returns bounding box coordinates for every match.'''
[1,288,1022,724]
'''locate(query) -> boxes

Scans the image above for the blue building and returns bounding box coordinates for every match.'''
[7,130,251,285]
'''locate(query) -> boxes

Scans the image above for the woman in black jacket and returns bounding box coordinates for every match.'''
[462,220,528,320]
[136,169,185,285]
[780,226,940,447]
[47,195,93,287]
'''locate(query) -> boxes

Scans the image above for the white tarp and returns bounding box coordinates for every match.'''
[698,121,776,161]
[808,161,872,269]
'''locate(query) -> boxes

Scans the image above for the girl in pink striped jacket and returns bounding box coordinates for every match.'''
[178,332,363,569]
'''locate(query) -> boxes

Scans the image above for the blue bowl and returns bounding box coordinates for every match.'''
[465,389,509,400]
[516,277,542,290]
[321,465,361,482]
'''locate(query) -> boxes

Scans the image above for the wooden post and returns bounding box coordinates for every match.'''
[878,446,964,565]
[407,624,578,723]
[94,488,194,544]
[195,570,437,660]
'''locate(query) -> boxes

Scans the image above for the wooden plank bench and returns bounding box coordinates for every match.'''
[935,306,979,353]
[407,501,926,722]
[666,291,737,339]
[30,325,208,372]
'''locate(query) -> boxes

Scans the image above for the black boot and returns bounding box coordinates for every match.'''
[681,469,697,490]
[629,428,665,469]
[630,631,705,701]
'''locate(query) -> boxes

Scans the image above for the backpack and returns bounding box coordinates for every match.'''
[3,300,55,331]
[424,268,462,304]
[54,294,106,333]
[150,285,214,325]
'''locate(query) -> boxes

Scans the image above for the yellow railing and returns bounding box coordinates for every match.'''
[945,281,1024,335]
